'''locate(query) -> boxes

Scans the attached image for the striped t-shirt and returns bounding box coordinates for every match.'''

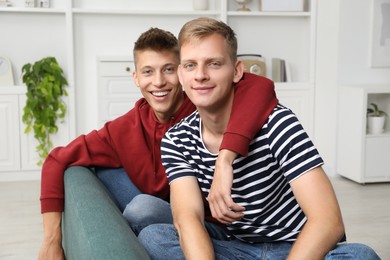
[161,104,324,243]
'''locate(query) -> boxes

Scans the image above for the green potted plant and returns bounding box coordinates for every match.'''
[21,57,68,165]
[366,102,388,134]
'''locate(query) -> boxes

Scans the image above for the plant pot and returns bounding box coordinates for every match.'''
[367,116,386,134]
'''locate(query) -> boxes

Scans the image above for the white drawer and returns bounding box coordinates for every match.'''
[99,61,134,77]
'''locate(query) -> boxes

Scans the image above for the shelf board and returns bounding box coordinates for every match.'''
[0,7,65,14]
[72,8,220,16]
[227,11,311,17]
[366,131,390,138]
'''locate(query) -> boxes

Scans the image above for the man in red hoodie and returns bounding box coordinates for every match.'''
[38,27,278,259]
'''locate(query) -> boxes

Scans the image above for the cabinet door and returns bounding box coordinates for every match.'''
[98,59,143,127]
[365,136,390,180]
[0,95,20,171]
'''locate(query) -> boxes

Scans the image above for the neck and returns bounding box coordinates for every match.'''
[198,92,234,154]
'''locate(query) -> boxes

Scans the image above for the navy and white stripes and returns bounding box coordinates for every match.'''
[161,104,324,243]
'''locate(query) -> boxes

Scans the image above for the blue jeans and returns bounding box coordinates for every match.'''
[138,224,381,260]
[95,167,173,235]
[95,167,142,211]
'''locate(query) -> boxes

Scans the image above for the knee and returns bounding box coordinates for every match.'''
[123,194,172,224]
[123,194,150,223]
[327,243,380,260]
[138,224,181,259]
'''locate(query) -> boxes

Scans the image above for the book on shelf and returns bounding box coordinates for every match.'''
[272,58,291,83]
[0,2,12,7]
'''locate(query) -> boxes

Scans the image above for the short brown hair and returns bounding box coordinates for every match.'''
[178,17,238,63]
[133,28,179,66]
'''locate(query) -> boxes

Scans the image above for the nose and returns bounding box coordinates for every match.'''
[153,71,166,87]
[194,64,209,81]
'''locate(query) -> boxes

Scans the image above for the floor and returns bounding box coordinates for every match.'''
[0,176,389,260]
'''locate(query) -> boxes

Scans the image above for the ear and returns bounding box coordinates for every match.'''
[233,60,244,83]
[132,70,140,88]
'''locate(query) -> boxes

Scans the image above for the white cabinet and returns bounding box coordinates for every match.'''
[337,85,390,183]
[0,88,40,174]
[0,95,20,171]
[0,87,71,178]
[97,57,142,127]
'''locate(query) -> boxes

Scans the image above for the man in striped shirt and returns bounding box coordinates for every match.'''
[138,17,379,259]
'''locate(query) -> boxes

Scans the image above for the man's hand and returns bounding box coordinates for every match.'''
[38,212,65,260]
[208,149,245,224]
[38,239,65,260]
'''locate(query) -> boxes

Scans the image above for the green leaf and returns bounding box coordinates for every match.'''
[21,56,68,166]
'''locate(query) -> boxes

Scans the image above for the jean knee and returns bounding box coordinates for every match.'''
[123,194,172,225]
[123,194,149,223]
[138,224,182,259]
[326,243,380,260]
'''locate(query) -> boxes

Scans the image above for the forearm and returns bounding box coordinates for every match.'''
[175,216,214,260]
[288,217,345,260]
[42,212,63,242]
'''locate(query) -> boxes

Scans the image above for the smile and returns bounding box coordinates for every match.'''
[152,91,169,97]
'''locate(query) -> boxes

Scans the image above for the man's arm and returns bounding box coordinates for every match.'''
[221,73,278,157]
[39,123,123,259]
[170,177,214,260]
[210,73,278,223]
[288,167,345,259]
[38,212,65,260]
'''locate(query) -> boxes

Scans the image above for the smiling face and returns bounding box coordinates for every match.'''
[133,49,184,122]
[178,33,243,112]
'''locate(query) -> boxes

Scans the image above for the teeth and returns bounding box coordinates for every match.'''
[152,91,169,97]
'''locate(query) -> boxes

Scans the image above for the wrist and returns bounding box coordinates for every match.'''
[217,149,238,165]
[42,212,62,242]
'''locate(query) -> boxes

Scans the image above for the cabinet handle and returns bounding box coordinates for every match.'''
[125,67,131,72]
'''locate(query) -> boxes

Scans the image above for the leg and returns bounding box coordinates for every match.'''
[138,224,263,260]
[138,224,183,260]
[95,167,141,211]
[325,243,380,260]
[123,194,173,235]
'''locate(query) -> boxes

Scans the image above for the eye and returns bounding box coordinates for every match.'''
[209,61,221,68]
[182,63,195,71]
[141,69,153,76]
[164,66,176,74]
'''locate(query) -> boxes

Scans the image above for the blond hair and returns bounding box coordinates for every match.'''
[178,17,238,63]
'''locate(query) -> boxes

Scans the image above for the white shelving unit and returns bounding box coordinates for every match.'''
[0,0,316,178]
[337,85,390,183]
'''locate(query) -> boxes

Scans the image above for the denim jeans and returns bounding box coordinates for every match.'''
[95,167,142,211]
[95,167,173,235]
[138,224,381,260]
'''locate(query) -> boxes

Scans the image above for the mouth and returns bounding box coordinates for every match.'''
[192,86,214,93]
[151,91,169,97]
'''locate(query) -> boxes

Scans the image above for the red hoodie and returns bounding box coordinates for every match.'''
[40,73,278,213]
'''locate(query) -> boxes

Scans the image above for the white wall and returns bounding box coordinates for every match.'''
[314,0,340,176]
[338,0,390,85]
[315,0,390,176]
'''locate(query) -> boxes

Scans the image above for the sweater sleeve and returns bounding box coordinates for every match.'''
[40,123,122,213]
[221,73,278,157]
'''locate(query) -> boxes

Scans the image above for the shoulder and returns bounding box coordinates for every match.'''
[163,111,200,146]
[264,104,307,145]
[267,104,299,128]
